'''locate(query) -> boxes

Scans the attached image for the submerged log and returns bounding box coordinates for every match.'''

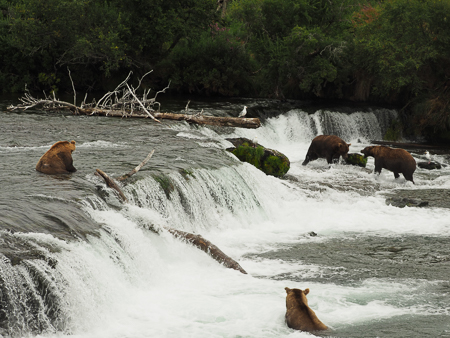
[95,152,247,274]
[166,229,247,274]
[95,169,127,202]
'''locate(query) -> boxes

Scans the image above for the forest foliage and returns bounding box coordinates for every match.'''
[1,0,449,141]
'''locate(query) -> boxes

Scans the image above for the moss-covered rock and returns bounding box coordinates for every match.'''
[226,138,290,177]
[345,153,367,167]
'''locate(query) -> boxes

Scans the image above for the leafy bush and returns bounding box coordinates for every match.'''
[160,22,256,96]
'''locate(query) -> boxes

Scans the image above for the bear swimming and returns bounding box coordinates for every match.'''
[285,287,328,332]
[361,145,416,183]
[36,140,77,174]
[302,135,351,165]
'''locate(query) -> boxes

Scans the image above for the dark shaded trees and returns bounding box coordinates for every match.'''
[0,0,217,92]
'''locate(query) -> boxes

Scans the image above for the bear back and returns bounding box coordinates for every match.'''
[285,287,328,332]
[36,140,77,175]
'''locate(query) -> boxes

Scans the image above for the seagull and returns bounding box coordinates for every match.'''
[238,106,247,118]
[425,151,431,164]
[252,136,258,147]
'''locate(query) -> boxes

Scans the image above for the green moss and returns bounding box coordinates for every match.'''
[345,153,367,167]
[180,168,195,180]
[232,144,265,169]
[231,143,290,177]
[153,175,175,198]
[384,119,402,141]
[263,155,290,177]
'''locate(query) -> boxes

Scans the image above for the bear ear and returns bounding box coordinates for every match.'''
[347,143,351,147]
[304,288,310,295]
[70,140,76,145]
[285,287,291,293]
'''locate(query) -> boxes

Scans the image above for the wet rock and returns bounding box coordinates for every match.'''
[386,197,429,208]
[344,153,367,167]
[226,138,290,177]
[417,161,442,170]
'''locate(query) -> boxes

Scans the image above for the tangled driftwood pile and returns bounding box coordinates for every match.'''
[8,70,260,129]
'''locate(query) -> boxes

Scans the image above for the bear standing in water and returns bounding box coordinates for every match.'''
[302,135,351,165]
[361,145,416,183]
[285,287,328,332]
[36,140,77,175]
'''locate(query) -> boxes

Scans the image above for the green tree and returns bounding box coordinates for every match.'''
[160,21,256,96]
[352,0,450,139]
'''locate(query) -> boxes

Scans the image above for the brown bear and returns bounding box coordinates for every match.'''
[360,145,416,183]
[302,135,351,165]
[285,287,328,332]
[36,140,77,174]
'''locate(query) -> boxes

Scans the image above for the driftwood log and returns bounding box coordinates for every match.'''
[166,229,247,274]
[75,109,260,129]
[96,151,247,274]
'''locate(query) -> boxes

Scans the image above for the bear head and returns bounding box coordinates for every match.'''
[337,142,351,159]
[285,287,310,306]
[361,146,375,158]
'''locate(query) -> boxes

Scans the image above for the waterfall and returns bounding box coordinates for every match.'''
[0,164,290,336]
[233,108,398,149]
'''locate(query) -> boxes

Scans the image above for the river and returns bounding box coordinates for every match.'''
[0,96,449,338]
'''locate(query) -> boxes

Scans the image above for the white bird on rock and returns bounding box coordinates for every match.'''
[238,106,247,118]
[425,151,431,164]
[252,136,258,147]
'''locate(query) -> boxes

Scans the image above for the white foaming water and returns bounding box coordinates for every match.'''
[228,108,398,162]
[23,154,449,337]
[5,107,450,337]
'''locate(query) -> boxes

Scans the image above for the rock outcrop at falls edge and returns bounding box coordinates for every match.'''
[226,138,290,177]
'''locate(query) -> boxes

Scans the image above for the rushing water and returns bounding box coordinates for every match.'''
[1,97,450,338]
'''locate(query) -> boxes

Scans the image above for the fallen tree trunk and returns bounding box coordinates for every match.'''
[75,108,260,129]
[372,140,450,150]
[96,169,127,202]
[166,229,247,274]
[96,151,247,274]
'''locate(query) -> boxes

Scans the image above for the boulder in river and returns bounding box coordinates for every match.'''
[226,138,290,177]
[417,161,442,170]
[386,197,429,208]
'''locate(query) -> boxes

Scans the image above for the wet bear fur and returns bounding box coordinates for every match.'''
[36,140,77,174]
[285,287,328,332]
[361,145,416,183]
[302,135,351,165]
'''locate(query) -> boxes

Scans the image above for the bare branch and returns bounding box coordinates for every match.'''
[67,67,76,107]
[125,83,160,122]
[116,149,155,181]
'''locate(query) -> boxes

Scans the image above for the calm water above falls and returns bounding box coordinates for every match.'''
[0,97,450,338]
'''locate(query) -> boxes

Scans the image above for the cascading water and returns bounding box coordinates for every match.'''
[1,101,449,338]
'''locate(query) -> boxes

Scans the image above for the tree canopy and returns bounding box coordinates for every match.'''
[1,0,449,141]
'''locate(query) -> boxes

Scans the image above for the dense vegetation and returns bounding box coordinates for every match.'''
[1,0,449,141]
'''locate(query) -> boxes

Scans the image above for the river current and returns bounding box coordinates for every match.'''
[0,96,449,338]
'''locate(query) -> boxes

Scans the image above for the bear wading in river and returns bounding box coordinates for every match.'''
[302,135,351,165]
[36,140,77,175]
[285,287,328,332]
[361,145,416,183]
